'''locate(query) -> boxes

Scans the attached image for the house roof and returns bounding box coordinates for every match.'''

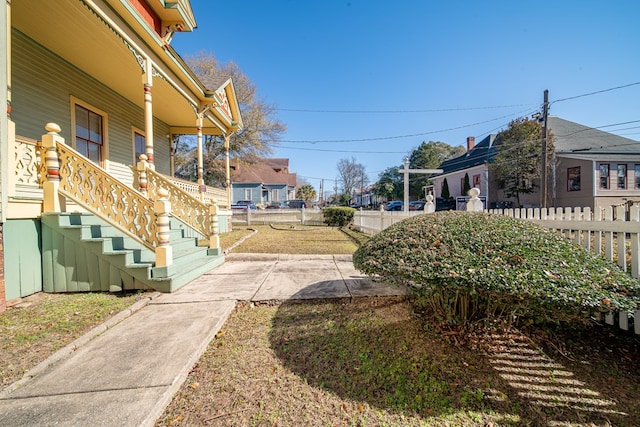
[435,117,640,176]
[437,134,497,175]
[549,116,640,154]
[231,160,296,187]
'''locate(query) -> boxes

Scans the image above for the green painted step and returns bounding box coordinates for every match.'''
[41,212,224,293]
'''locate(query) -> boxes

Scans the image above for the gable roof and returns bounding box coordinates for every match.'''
[548,116,640,154]
[436,116,640,176]
[437,134,497,175]
[232,160,296,187]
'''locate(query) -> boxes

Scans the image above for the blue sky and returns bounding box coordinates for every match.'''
[172,0,640,196]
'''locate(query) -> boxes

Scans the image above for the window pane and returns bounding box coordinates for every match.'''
[635,165,640,189]
[75,106,89,140]
[89,112,102,144]
[88,143,101,163]
[567,167,580,192]
[617,165,627,189]
[135,133,145,160]
[600,164,609,189]
[76,138,88,158]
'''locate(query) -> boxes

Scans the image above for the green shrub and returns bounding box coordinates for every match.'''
[323,207,356,227]
[353,211,640,327]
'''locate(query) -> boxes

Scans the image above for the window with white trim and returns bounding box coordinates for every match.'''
[617,164,627,189]
[599,164,609,189]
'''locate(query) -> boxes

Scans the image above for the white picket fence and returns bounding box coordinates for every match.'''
[231,207,324,226]
[352,210,424,235]
[490,205,640,335]
[352,204,640,335]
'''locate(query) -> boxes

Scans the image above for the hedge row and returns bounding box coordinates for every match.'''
[353,211,640,326]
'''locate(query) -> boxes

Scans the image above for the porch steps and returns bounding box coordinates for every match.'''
[41,212,224,294]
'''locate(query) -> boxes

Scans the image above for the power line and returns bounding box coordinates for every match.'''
[278,145,408,154]
[272,109,536,144]
[551,81,640,105]
[276,103,537,114]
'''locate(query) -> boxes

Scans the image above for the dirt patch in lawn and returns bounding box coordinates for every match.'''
[157,298,640,426]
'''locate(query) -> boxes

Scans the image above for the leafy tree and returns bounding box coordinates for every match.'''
[407,141,466,198]
[441,178,451,199]
[175,52,286,185]
[372,166,403,200]
[489,117,553,207]
[296,184,317,202]
[336,157,366,201]
[462,173,471,195]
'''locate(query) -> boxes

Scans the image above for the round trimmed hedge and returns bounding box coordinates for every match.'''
[353,211,640,325]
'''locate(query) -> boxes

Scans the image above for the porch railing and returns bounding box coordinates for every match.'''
[9,135,44,199]
[132,157,221,254]
[38,124,173,267]
[165,175,230,209]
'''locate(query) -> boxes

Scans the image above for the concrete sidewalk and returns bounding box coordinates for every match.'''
[0,254,407,427]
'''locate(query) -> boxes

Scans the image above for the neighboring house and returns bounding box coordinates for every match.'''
[353,185,385,208]
[544,117,640,209]
[432,135,497,205]
[231,158,297,206]
[0,1,243,311]
[431,117,640,210]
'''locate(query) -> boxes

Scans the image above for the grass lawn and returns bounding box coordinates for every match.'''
[156,299,640,426]
[2,223,639,426]
[226,224,359,254]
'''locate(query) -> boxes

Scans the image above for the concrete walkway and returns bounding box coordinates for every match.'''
[0,254,407,427]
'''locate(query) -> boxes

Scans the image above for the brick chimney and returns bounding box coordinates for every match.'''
[466,136,475,152]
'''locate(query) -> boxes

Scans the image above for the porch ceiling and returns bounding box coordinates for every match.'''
[12,0,206,131]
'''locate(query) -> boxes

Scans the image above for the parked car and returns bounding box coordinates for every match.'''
[408,200,426,211]
[266,201,285,209]
[435,197,455,211]
[385,201,403,211]
[231,200,257,210]
[286,199,307,209]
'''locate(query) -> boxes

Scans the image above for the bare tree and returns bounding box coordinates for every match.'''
[337,157,366,199]
[175,52,286,184]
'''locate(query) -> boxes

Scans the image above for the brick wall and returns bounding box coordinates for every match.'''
[0,222,5,313]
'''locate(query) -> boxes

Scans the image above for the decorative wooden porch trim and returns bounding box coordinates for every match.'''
[134,156,222,254]
[39,124,172,267]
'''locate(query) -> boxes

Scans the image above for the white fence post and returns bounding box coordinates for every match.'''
[604,207,614,262]
[616,205,627,271]
[466,188,483,212]
[425,194,435,213]
[630,205,640,278]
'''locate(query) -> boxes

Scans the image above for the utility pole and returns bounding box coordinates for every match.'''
[541,89,549,208]
[319,179,324,205]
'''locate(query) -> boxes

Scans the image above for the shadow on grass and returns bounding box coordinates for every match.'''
[269,294,635,425]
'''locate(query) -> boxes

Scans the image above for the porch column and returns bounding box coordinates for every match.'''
[196,113,205,202]
[42,123,66,213]
[142,57,154,169]
[224,135,231,207]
